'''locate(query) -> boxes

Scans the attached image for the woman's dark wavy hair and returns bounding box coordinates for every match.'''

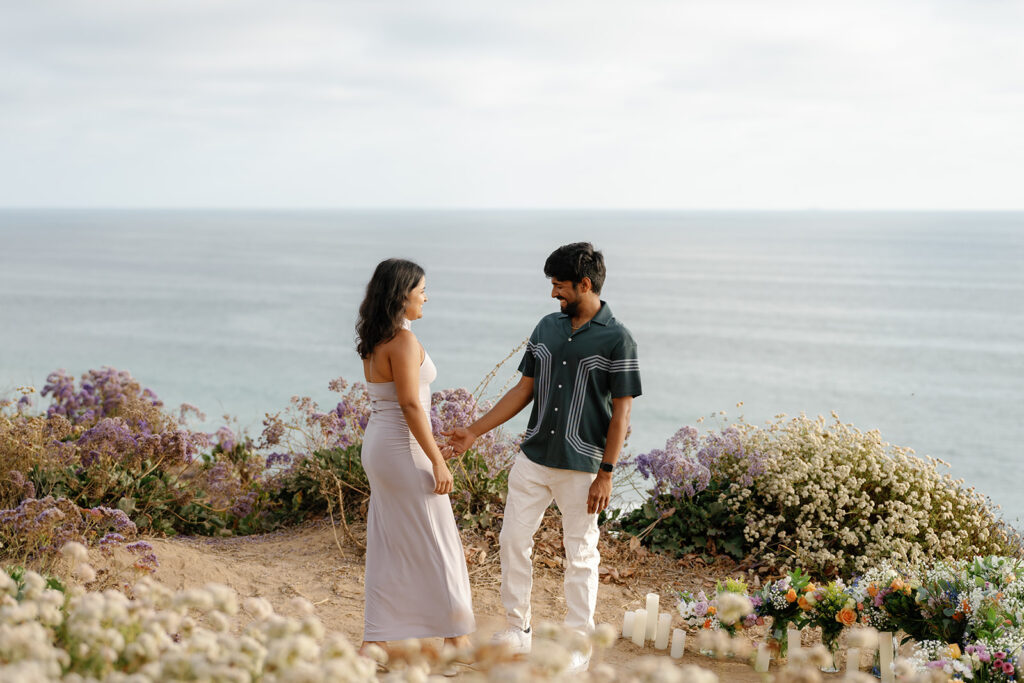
[356,258,425,359]
[543,242,606,294]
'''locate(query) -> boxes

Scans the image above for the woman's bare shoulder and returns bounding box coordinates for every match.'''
[378,329,419,356]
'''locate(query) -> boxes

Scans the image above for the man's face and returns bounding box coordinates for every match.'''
[550,278,581,316]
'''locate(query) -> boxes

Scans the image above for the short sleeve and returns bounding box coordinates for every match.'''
[517,325,541,378]
[609,332,642,398]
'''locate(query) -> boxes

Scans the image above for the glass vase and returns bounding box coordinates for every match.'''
[820,638,840,673]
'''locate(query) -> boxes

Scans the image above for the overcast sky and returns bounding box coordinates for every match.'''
[2,0,1022,209]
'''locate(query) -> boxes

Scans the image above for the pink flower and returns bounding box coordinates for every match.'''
[1001,662,1014,675]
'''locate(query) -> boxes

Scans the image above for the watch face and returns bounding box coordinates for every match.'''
[600,463,614,472]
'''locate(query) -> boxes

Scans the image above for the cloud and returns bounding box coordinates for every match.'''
[1,0,1022,208]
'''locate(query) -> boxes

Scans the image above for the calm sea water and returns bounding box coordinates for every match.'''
[2,210,1022,527]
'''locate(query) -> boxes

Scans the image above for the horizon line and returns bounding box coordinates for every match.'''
[2,206,1024,213]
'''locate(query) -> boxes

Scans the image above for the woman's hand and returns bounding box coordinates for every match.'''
[442,427,477,457]
[432,461,454,495]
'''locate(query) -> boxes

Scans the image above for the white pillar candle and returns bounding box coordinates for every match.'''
[670,628,686,659]
[645,593,660,640]
[631,609,647,646]
[879,632,895,683]
[622,610,635,639]
[655,612,672,649]
[846,647,860,672]
[754,642,770,672]
[787,629,801,659]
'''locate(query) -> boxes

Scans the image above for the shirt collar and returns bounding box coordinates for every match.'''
[558,300,612,326]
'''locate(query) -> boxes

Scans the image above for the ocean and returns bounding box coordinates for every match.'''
[1,209,1022,527]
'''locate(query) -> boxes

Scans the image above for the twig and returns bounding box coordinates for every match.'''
[331,474,365,552]
[326,501,346,561]
[472,339,528,401]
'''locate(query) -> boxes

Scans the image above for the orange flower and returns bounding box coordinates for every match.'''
[867,585,879,598]
[836,608,857,627]
[947,644,961,660]
[804,583,816,593]
[798,597,811,611]
[703,619,713,629]
[952,613,963,622]
[890,579,904,591]
[785,589,798,603]
[707,606,717,615]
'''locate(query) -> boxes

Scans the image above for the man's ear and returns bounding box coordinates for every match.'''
[577,277,593,294]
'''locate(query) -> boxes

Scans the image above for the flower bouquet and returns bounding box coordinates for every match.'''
[754,568,810,657]
[678,590,719,631]
[714,578,756,637]
[806,580,857,672]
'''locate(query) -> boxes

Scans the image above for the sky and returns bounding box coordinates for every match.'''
[1,0,1023,210]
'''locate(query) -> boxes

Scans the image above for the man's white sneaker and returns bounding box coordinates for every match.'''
[491,625,532,654]
[566,649,591,674]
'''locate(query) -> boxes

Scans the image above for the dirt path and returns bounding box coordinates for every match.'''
[140,519,842,681]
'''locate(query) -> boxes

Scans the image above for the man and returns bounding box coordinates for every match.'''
[445,242,641,674]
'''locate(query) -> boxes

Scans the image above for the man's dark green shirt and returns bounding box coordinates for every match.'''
[517,301,642,474]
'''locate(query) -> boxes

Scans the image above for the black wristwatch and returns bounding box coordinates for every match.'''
[599,462,615,473]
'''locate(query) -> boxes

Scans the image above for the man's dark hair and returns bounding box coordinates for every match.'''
[543,242,606,294]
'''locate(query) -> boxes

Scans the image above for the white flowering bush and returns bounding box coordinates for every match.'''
[730,413,1020,576]
[1,551,380,683]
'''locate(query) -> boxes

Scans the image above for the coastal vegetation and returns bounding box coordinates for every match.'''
[2,366,1022,681]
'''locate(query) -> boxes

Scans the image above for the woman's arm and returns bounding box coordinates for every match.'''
[388,331,453,495]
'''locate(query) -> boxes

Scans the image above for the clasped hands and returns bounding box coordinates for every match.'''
[439,426,475,460]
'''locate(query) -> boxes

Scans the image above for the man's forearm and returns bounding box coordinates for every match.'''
[468,382,532,437]
[601,397,633,467]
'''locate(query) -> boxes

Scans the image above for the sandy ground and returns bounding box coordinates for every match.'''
[132,517,847,681]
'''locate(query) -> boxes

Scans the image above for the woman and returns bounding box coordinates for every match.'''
[356,258,475,658]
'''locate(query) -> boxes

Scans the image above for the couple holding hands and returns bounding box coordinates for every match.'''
[356,242,641,675]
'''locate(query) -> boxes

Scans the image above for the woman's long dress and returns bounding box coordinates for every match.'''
[361,352,475,640]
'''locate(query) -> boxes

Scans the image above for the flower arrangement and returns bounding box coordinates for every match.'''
[803,580,857,654]
[714,577,755,636]
[678,590,719,631]
[754,568,811,655]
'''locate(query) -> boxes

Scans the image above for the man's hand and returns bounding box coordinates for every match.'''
[587,472,612,515]
[442,427,477,457]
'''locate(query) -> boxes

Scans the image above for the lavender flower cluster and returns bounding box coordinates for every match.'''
[42,367,162,426]
[259,377,371,455]
[624,425,769,501]
[430,388,518,476]
[0,495,138,564]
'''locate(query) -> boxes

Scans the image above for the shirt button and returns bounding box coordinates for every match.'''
[554,407,558,411]
[568,337,572,341]
[550,429,555,434]
[562,361,567,365]
[558,384,563,388]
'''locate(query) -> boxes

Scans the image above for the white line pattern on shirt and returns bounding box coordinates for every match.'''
[567,355,640,460]
[523,342,552,440]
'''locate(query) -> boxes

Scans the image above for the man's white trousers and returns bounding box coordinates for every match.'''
[499,453,600,633]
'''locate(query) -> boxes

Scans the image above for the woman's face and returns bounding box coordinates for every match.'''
[404,276,427,320]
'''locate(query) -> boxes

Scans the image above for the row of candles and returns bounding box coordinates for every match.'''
[621,593,900,679]
[620,593,685,657]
